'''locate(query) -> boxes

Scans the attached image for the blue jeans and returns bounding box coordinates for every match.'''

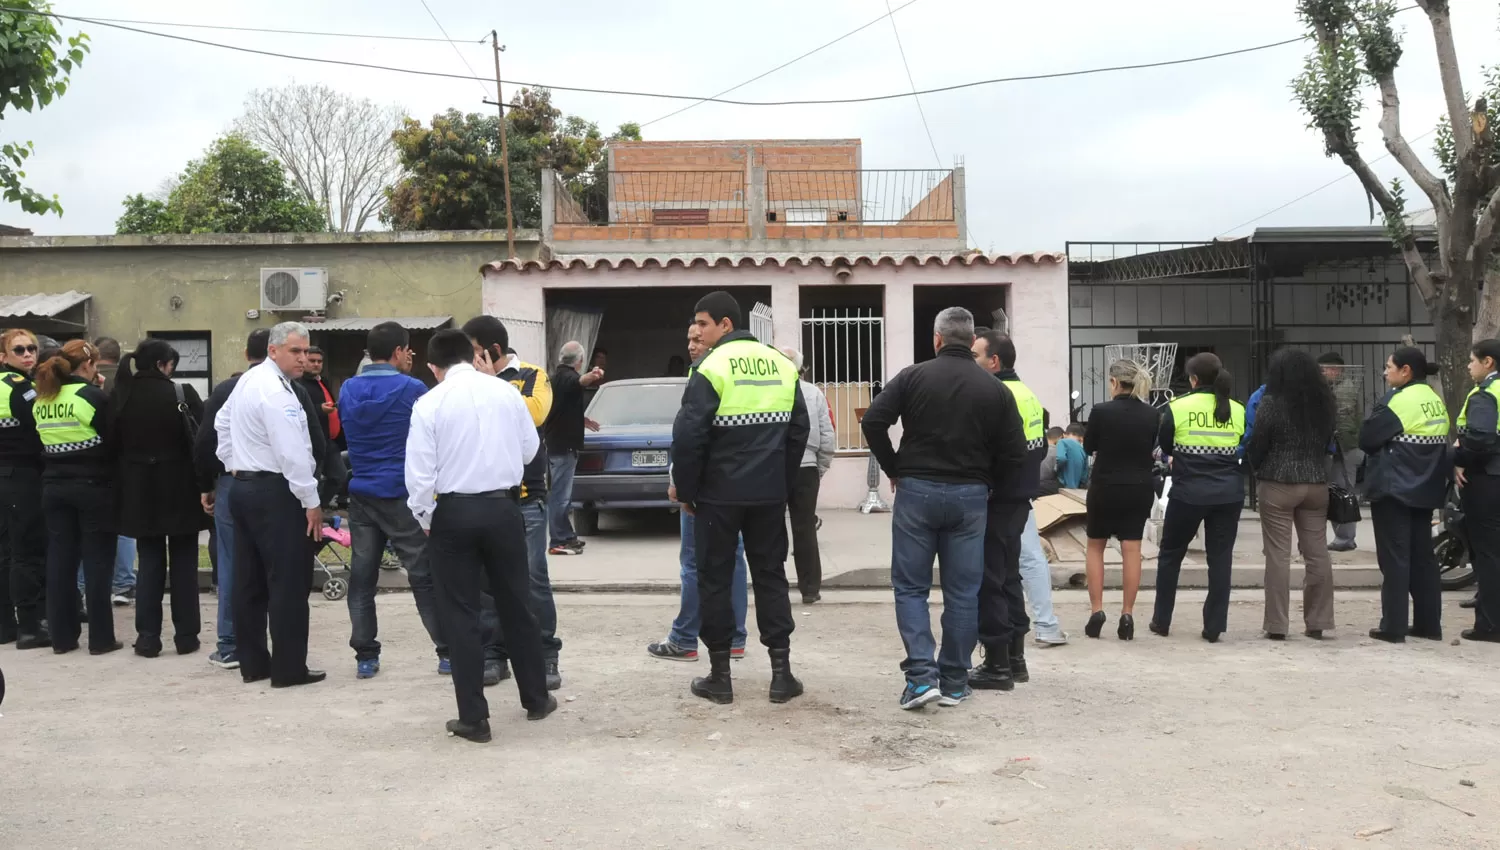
[77,536,135,594]
[214,475,236,657]
[547,452,578,546]
[346,493,445,662]
[890,477,988,691]
[669,509,748,650]
[1019,508,1062,636]
[488,498,563,662]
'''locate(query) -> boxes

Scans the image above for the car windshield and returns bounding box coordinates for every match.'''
[587,382,682,427]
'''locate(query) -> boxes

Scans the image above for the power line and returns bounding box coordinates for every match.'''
[639,0,923,128]
[417,0,491,99]
[11,5,1315,108]
[883,0,942,169]
[1216,127,1439,237]
[33,12,480,43]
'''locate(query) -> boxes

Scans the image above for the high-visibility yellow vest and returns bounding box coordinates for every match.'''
[1387,381,1449,443]
[695,338,799,426]
[1001,378,1046,450]
[33,382,102,455]
[0,372,28,430]
[1168,391,1245,455]
[1456,377,1500,432]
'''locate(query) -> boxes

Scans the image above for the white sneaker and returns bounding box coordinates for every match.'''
[1035,630,1068,646]
[111,594,130,607]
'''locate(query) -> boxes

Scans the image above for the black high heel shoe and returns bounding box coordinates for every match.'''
[1084,611,1106,639]
[1117,614,1135,641]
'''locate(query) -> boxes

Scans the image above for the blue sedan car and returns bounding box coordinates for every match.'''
[570,377,686,534]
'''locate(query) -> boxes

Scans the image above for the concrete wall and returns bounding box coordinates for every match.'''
[0,230,540,385]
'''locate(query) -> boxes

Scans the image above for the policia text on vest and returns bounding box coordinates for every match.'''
[671,331,810,664]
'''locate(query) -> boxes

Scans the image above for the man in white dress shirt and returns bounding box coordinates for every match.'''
[214,321,326,688]
[406,329,557,743]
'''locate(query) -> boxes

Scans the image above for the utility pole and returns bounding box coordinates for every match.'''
[491,30,516,259]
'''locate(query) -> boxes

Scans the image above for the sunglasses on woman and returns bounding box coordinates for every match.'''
[10,344,38,355]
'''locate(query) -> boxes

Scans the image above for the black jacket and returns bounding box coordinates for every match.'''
[992,369,1043,502]
[1084,394,1159,487]
[1360,384,1452,510]
[194,366,326,493]
[299,374,336,439]
[861,344,1026,490]
[39,376,113,480]
[544,364,586,453]
[110,370,208,536]
[672,331,810,507]
[0,365,43,469]
[1455,375,1500,476]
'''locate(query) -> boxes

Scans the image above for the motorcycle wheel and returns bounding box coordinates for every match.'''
[1434,530,1478,590]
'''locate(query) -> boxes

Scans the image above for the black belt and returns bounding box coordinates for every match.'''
[232,470,283,480]
[439,487,520,501]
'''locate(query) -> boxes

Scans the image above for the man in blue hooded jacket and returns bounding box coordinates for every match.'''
[339,322,446,679]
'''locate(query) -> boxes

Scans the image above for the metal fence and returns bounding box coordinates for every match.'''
[801,308,885,452]
[563,170,748,225]
[766,169,954,224]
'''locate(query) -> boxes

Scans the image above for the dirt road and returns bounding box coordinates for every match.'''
[2,591,1496,849]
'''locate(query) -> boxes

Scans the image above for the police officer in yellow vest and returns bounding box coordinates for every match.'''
[672,292,810,705]
[969,330,1044,689]
[1453,339,1500,642]
[1360,346,1452,643]
[32,340,122,655]
[1151,353,1246,643]
[0,329,50,649]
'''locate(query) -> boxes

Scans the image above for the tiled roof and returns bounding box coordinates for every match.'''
[479,251,1063,275]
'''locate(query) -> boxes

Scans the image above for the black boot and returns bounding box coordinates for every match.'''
[1009,633,1030,684]
[767,647,804,703]
[969,642,1014,691]
[690,650,734,704]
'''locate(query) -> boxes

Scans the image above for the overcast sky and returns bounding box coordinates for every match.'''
[3,0,1496,250]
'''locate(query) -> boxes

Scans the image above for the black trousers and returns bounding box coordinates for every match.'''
[1464,473,1500,634]
[43,477,117,651]
[229,475,313,685]
[1152,499,1242,635]
[134,533,202,648]
[1370,498,1443,635]
[0,465,47,632]
[695,501,795,652]
[979,500,1029,649]
[427,493,547,724]
[788,467,824,599]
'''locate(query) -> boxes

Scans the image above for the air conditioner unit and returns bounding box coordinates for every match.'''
[259,268,328,312]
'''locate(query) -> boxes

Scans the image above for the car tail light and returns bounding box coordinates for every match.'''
[578,452,605,473]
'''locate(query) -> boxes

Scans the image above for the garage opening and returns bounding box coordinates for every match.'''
[912,284,1007,364]
[800,284,883,452]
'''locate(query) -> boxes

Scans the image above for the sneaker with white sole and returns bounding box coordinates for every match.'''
[900,683,942,710]
[1034,630,1069,646]
[646,640,698,661]
[938,685,973,707]
[208,651,240,670]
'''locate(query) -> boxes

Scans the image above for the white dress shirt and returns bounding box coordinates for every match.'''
[215,358,320,509]
[405,363,540,530]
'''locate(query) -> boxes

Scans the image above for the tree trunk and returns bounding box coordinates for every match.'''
[1431,279,1476,421]
[1477,267,1500,342]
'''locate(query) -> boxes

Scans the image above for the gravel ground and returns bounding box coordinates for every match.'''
[1,590,1497,849]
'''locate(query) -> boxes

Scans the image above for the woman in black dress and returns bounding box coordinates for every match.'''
[1083,360,1161,639]
[110,339,207,657]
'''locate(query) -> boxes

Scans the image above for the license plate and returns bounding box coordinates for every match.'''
[632,450,668,468]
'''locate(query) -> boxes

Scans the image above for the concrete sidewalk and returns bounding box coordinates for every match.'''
[355,506,1392,593]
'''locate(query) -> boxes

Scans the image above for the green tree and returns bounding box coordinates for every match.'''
[116,134,327,234]
[1293,0,1499,413]
[382,87,638,230]
[1,1,88,216]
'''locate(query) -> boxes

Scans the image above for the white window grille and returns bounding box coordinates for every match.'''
[801,307,885,453]
[749,301,774,344]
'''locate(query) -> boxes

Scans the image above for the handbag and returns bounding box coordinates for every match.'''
[172,381,200,446]
[1328,483,1361,525]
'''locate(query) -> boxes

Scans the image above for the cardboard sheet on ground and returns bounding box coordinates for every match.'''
[1034,491,1087,533]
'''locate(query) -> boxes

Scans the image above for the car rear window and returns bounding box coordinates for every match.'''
[587,383,683,426]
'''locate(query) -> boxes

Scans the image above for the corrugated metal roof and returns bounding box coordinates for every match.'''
[307,315,452,332]
[479,251,1064,275]
[0,290,92,318]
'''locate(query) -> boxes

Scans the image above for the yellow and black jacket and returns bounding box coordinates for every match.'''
[499,353,553,500]
[33,375,114,480]
[0,365,43,469]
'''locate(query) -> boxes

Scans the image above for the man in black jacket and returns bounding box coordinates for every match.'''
[193,328,324,671]
[861,307,1026,711]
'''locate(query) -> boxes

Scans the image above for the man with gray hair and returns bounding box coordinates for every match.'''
[779,347,836,603]
[544,340,604,555]
[215,321,326,688]
[861,307,1026,710]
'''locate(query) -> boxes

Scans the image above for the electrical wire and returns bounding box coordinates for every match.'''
[10,5,1315,108]
[417,0,491,99]
[884,0,942,169]
[639,0,923,128]
[1215,127,1438,237]
[32,11,481,42]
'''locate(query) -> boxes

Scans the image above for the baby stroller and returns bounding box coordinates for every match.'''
[313,517,353,601]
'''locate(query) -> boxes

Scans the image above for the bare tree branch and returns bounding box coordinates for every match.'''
[1323,128,1439,303]
[1375,73,1452,262]
[1474,180,1500,264]
[1417,0,1474,161]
